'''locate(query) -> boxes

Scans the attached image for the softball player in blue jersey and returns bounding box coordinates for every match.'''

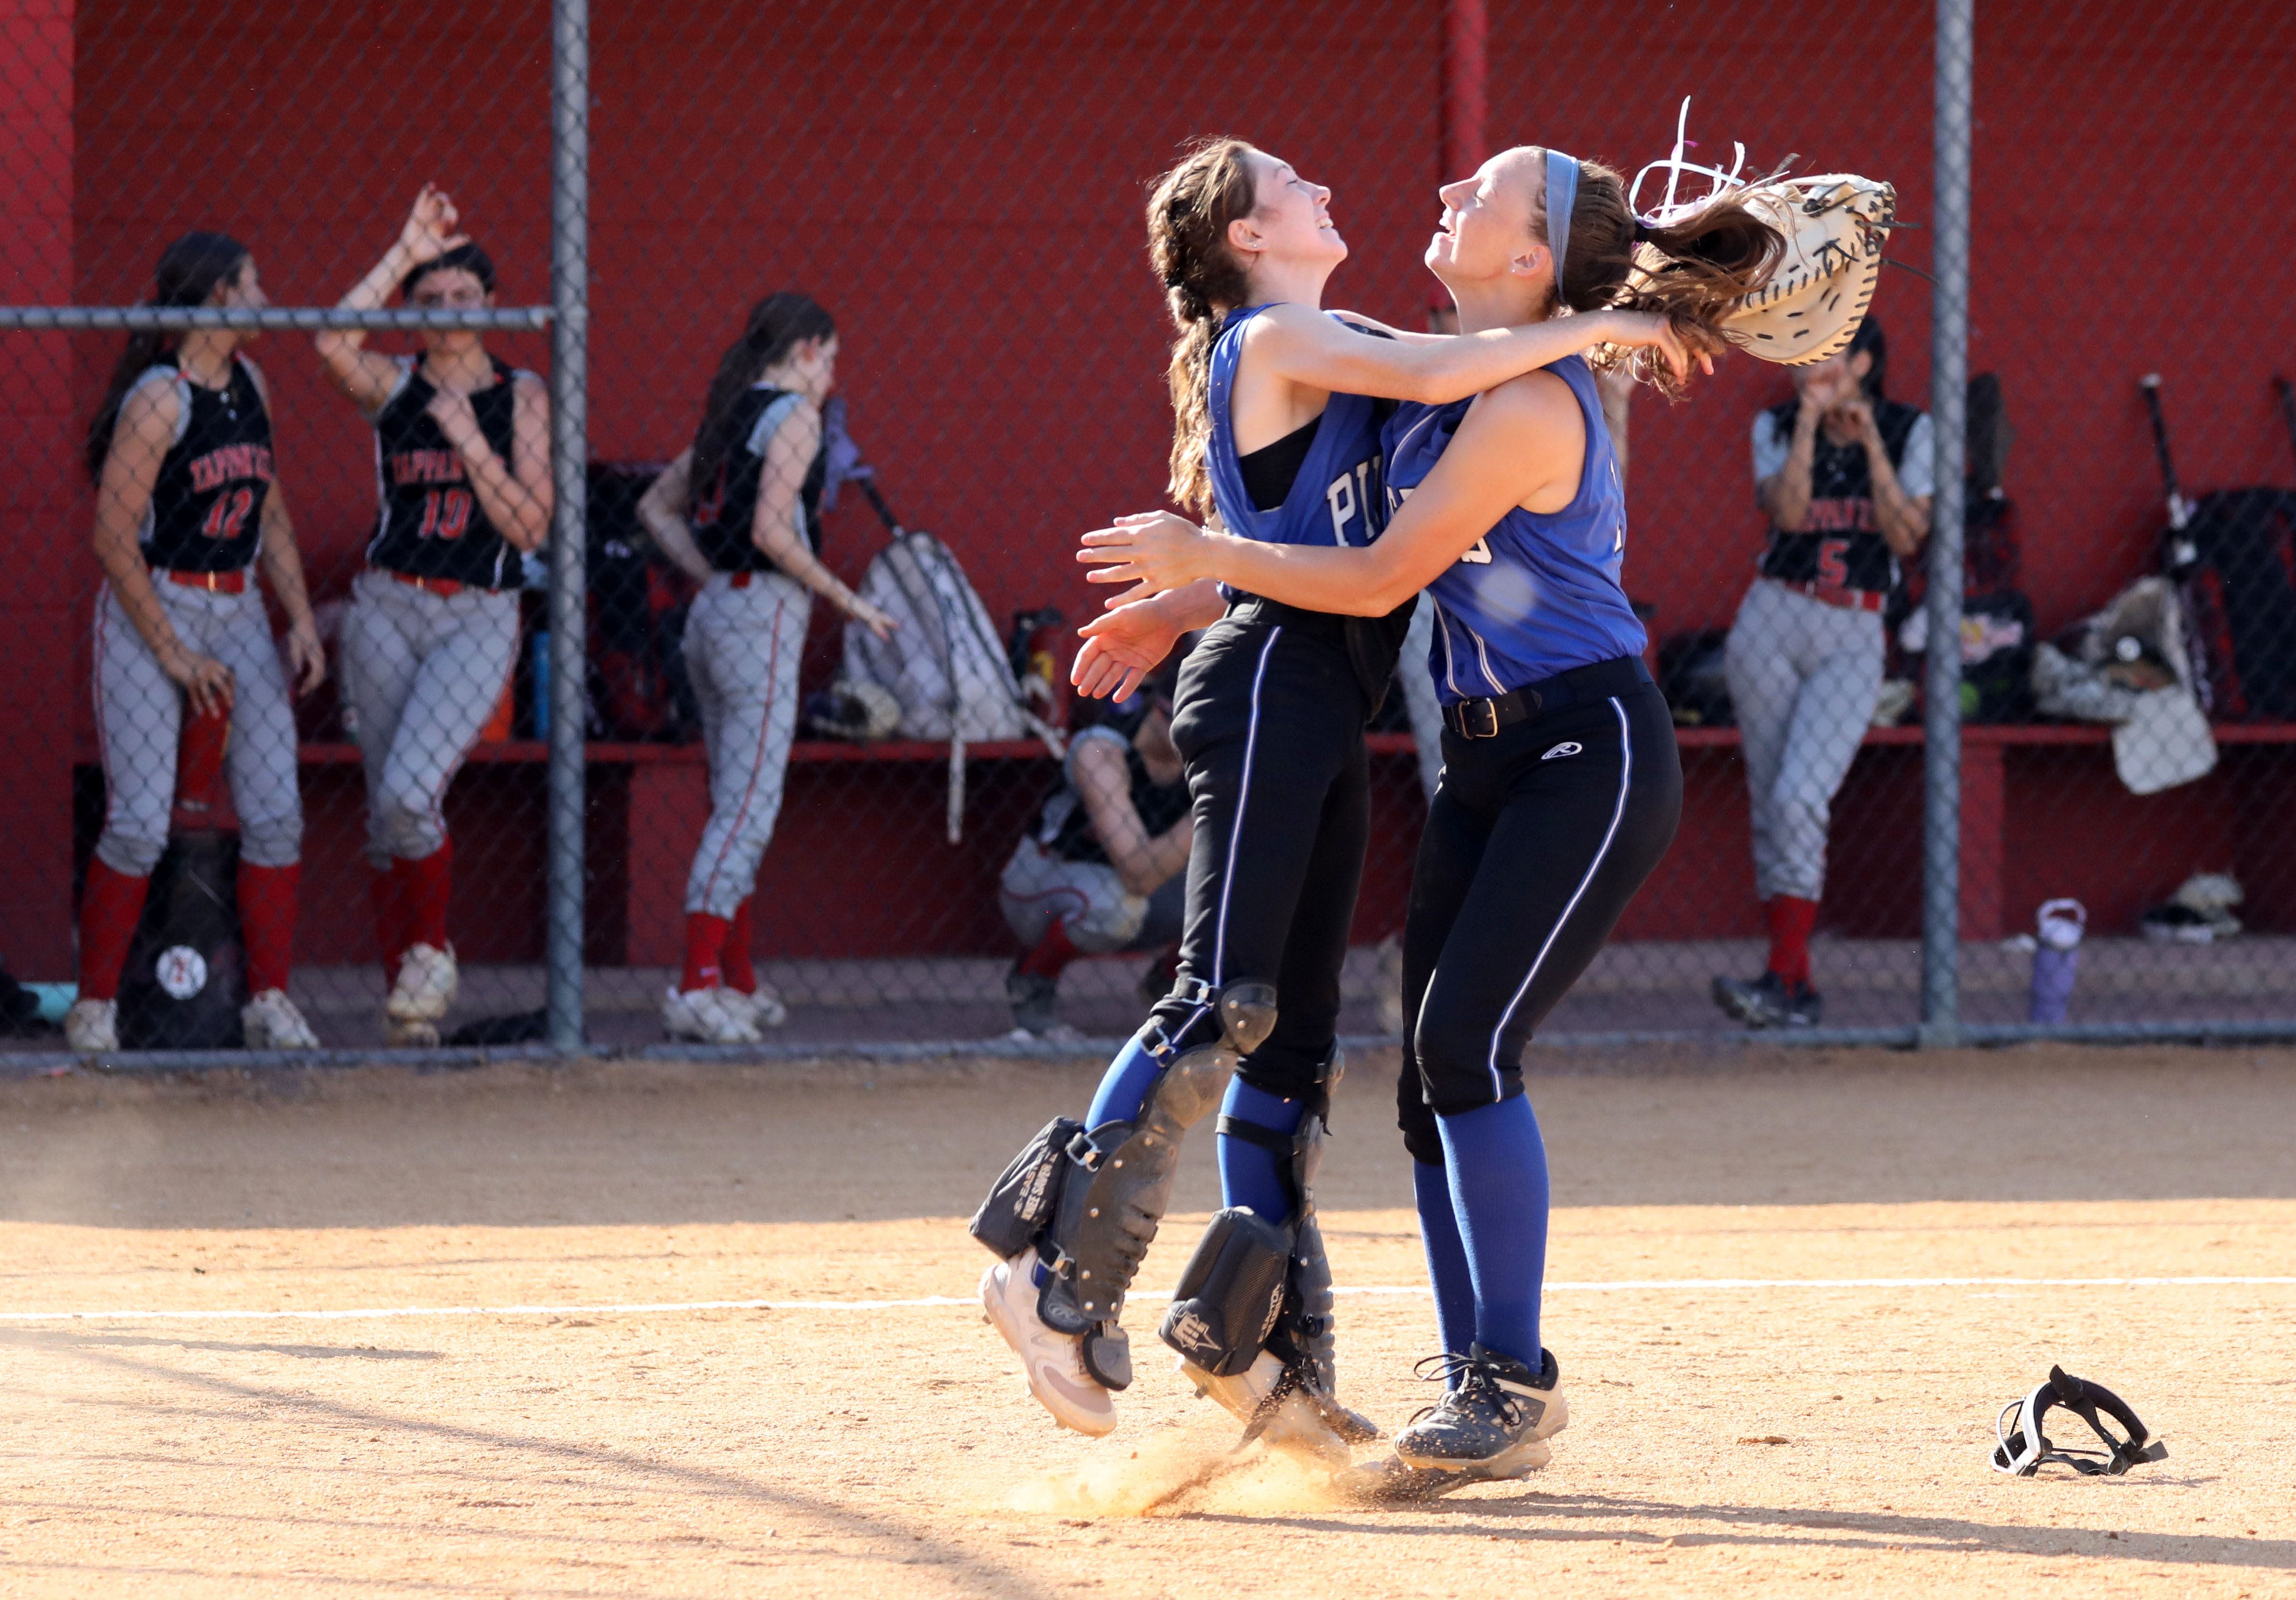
[967,135,1692,1459]
[1081,142,1786,1480]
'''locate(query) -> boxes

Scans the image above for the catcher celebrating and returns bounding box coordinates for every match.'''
[1081,114,1891,1480]
[72,232,327,1054]
[967,134,1693,1464]
[317,188,552,1046]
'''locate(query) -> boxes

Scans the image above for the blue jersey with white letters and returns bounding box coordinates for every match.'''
[1205,306,1386,549]
[1384,355,1646,704]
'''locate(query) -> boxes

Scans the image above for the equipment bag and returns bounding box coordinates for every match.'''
[840,482,1062,839]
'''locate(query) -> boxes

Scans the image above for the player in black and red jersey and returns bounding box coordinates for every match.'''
[73,232,327,1053]
[317,187,554,1045]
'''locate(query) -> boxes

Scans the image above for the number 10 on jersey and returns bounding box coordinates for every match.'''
[417,488,474,541]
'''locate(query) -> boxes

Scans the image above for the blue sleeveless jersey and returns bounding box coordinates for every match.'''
[1205,306,1386,549]
[1383,355,1646,704]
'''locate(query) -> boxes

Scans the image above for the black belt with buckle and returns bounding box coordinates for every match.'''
[1441,655,1652,740]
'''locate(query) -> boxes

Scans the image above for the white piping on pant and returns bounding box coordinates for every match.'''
[1483,695,1634,1099]
[1212,625,1283,989]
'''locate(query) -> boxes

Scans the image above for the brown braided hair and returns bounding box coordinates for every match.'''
[1145,137,1259,515]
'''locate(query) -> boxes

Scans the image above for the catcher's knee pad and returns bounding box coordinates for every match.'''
[1159,1207,1294,1377]
[1162,1046,1347,1389]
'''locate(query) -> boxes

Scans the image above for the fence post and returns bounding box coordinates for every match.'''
[546,0,590,1053]
[1921,0,1975,1047]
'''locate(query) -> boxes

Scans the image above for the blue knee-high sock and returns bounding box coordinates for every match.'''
[1435,1094,1550,1370]
[1085,1037,1164,1129]
[1413,1160,1477,1371]
[1216,1078,1303,1223]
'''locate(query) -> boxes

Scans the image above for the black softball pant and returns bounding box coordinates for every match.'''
[1149,611,1370,1103]
[1397,678,1682,1164]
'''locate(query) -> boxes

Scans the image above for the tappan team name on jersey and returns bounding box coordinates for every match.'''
[1799,495,1879,533]
[187,444,275,493]
[389,449,470,487]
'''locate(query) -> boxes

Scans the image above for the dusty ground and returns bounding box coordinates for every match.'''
[1,1045,2291,1598]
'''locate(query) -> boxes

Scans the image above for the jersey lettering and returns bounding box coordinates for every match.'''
[186,443,274,494]
[1803,495,1877,533]
[1460,537,1493,565]
[388,449,469,487]
[1817,538,1851,589]
[1325,472,1358,546]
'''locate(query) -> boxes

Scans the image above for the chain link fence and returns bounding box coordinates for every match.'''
[4,0,2293,1062]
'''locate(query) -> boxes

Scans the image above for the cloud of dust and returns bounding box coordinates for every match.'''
[999,1418,1349,1519]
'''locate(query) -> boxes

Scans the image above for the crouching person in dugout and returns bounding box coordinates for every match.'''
[999,669,1192,1040]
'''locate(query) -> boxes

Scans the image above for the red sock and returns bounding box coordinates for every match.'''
[721,897,756,994]
[397,840,453,953]
[1766,895,1819,989]
[77,859,152,1003]
[370,864,411,980]
[1019,919,1082,981]
[238,862,300,995]
[682,913,732,992]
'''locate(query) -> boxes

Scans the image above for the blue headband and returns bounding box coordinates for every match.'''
[1545,148,1580,302]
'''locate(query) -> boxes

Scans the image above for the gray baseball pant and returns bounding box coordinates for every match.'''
[338,569,520,866]
[682,570,810,919]
[998,838,1186,954]
[93,580,303,876]
[1723,576,1883,903]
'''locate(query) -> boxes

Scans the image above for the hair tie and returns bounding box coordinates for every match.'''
[1631,218,1653,244]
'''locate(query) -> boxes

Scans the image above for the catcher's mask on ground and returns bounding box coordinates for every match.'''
[1991,1365,2168,1477]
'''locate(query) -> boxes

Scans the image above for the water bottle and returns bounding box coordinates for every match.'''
[2027,898,2086,1024]
[529,629,551,742]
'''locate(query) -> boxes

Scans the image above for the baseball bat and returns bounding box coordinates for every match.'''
[2137,374,2194,532]
[2140,373,2201,575]
[2275,375,2296,472]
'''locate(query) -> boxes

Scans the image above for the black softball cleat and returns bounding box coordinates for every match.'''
[1392,1344,1569,1478]
[1712,971,1822,1029]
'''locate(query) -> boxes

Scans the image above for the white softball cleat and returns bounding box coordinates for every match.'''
[242,988,320,1050]
[662,985,764,1045]
[726,984,788,1030]
[980,1249,1117,1437]
[64,997,119,1054]
[387,943,458,1026]
[1180,1351,1360,1467]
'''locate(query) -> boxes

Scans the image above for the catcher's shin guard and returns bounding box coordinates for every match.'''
[1027,981,1275,1391]
[1161,1046,1378,1453]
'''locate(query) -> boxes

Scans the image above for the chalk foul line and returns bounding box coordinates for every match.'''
[2,1276,2291,1323]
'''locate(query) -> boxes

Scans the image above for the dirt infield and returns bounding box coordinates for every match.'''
[3,1045,2292,1597]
